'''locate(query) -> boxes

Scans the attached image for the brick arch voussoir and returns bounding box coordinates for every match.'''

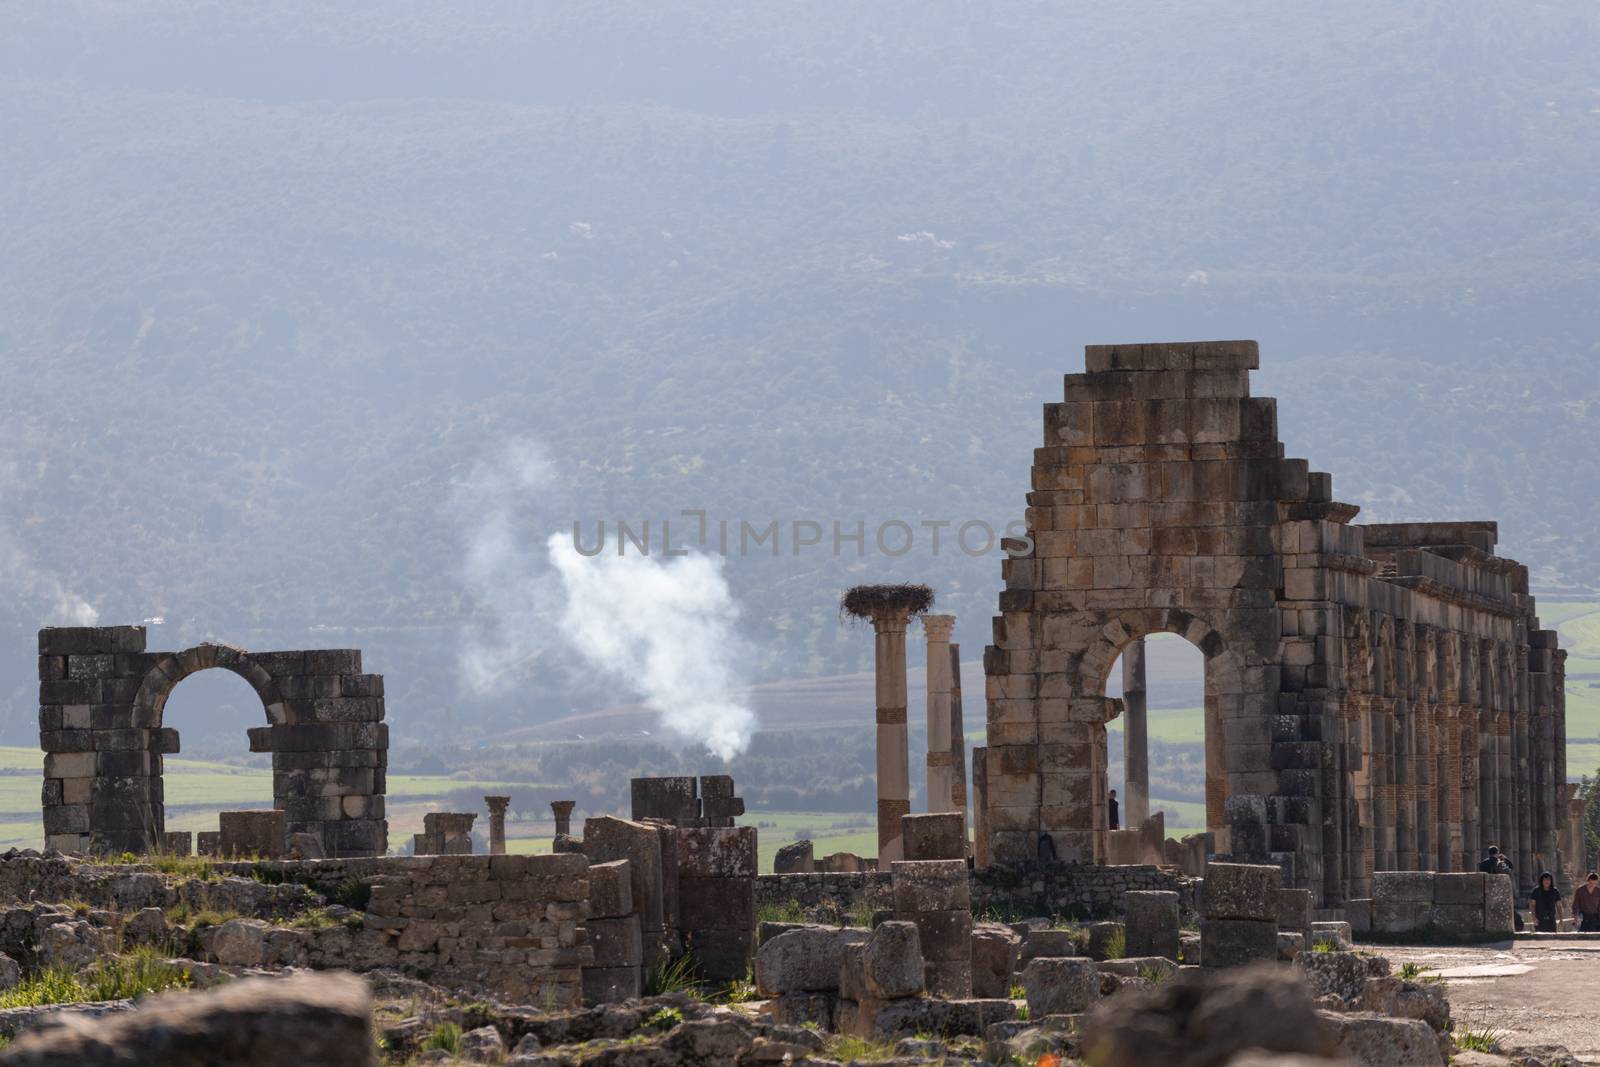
[134,644,285,727]
[1081,608,1238,697]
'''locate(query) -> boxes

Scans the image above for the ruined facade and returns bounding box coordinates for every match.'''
[38,625,388,858]
[982,340,1569,905]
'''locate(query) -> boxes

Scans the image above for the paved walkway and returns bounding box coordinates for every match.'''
[1382,940,1600,1063]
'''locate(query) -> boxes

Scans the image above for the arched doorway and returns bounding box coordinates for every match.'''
[1107,633,1210,840]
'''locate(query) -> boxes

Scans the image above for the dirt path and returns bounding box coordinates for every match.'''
[1383,940,1600,1063]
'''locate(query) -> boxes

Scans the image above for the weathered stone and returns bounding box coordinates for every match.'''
[970,922,1022,999]
[210,918,269,967]
[218,810,287,860]
[586,860,633,920]
[123,907,169,947]
[1086,921,1125,961]
[862,921,924,1000]
[1080,963,1337,1067]
[1199,918,1278,969]
[1202,863,1281,921]
[768,990,836,1029]
[1310,921,1353,950]
[1484,874,1515,938]
[901,813,965,861]
[890,860,970,912]
[580,965,641,1006]
[38,921,108,972]
[0,971,376,1066]
[1022,956,1100,1016]
[1322,1011,1444,1066]
[0,952,19,991]
[1296,950,1377,1006]
[774,840,814,874]
[1019,928,1081,960]
[1277,931,1305,960]
[863,996,1016,1040]
[754,926,870,995]
[1124,889,1180,960]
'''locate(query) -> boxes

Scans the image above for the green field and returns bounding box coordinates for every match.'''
[1106,706,1207,745]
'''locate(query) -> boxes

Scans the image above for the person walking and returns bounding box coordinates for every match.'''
[1529,871,1562,933]
[1573,872,1600,933]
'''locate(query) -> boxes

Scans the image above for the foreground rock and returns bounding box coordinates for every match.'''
[1080,963,1337,1067]
[0,971,376,1066]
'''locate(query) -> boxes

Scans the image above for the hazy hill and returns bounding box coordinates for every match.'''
[1,2,1597,749]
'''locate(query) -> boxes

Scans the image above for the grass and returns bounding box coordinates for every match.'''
[420,1021,463,1055]
[1103,927,1126,960]
[0,949,190,1009]
[824,1035,899,1063]
[644,954,699,997]
[1454,1013,1508,1054]
[644,1006,684,1031]
[757,900,808,925]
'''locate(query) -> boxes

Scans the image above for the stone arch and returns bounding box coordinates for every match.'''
[1075,608,1250,849]
[38,626,388,858]
[134,644,284,726]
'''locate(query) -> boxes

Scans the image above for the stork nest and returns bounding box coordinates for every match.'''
[840,583,935,622]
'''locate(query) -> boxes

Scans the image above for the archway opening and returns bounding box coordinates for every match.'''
[1106,633,1216,842]
[157,667,274,839]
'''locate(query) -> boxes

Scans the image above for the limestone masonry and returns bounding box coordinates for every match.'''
[980,340,1571,904]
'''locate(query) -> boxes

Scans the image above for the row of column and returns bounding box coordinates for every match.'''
[866,610,971,865]
[1345,633,1566,895]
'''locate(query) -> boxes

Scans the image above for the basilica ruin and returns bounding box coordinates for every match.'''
[977,339,1574,905]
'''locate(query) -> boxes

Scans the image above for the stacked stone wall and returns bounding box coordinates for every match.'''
[38,627,387,858]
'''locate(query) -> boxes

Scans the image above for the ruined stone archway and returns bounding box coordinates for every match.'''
[39,626,388,858]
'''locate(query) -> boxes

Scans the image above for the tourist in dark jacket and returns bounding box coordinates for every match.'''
[1529,871,1562,933]
[1573,872,1600,933]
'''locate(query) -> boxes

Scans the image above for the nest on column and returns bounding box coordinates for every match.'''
[840,583,935,622]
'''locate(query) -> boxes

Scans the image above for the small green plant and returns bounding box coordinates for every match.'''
[1009,983,1025,1000]
[1103,928,1127,960]
[756,899,808,925]
[644,954,699,997]
[846,897,877,930]
[1397,961,1424,980]
[1138,964,1169,984]
[329,877,372,911]
[644,1006,684,1031]
[421,1021,463,1054]
[1311,939,1335,953]
[1015,1003,1031,1021]
[0,950,189,1010]
[1454,1015,1507,1054]
[824,1034,899,1063]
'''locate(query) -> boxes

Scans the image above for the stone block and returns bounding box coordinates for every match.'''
[587,860,634,919]
[1277,931,1305,960]
[912,909,973,962]
[1020,929,1081,960]
[582,816,665,932]
[861,996,1016,1041]
[1372,901,1424,937]
[1345,898,1372,936]
[1297,951,1379,1005]
[769,991,837,1030]
[677,875,754,932]
[586,916,643,968]
[1428,904,1485,941]
[218,810,286,859]
[1323,1011,1444,1067]
[161,832,192,857]
[925,958,973,999]
[1276,888,1313,938]
[863,921,924,1000]
[1022,956,1100,1016]
[1431,872,1486,906]
[582,965,641,1006]
[1123,890,1180,960]
[774,840,815,874]
[1199,918,1278,968]
[1311,921,1353,950]
[677,826,757,879]
[970,922,1022,999]
[1085,921,1124,961]
[901,813,966,861]
[1484,874,1514,938]
[1202,862,1281,921]
[755,926,870,995]
[631,776,700,824]
[1372,871,1434,905]
[1097,956,1175,981]
[196,831,221,857]
[890,860,970,912]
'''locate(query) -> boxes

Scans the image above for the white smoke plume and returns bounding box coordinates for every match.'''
[454,440,757,758]
[0,462,100,625]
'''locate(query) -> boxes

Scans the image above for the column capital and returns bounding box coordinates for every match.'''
[922,614,956,642]
[485,795,511,814]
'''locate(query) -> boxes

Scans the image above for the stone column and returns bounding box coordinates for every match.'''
[971,745,990,868]
[923,615,957,814]
[1122,637,1150,827]
[485,795,510,855]
[873,610,913,863]
[551,800,576,838]
[948,644,968,823]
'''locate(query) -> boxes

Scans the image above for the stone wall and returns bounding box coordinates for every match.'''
[982,339,1571,906]
[757,862,1194,922]
[38,627,388,858]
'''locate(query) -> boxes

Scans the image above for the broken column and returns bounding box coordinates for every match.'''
[901,812,965,861]
[923,614,957,814]
[699,775,745,827]
[971,745,990,868]
[551,800,576,840]
[842,584,933,864]
[484,796,510,855]
[1122,637,1150,826]
[891,859,972,997]
[1124,889,1180,960]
